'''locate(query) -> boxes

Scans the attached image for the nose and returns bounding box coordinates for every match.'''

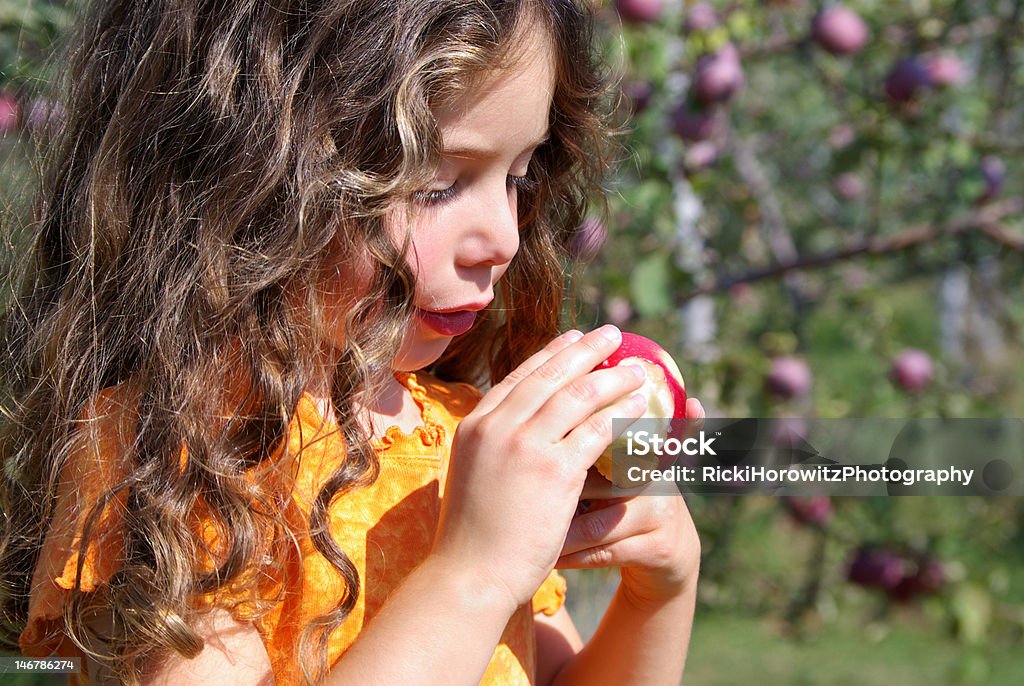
[458,180,520,268]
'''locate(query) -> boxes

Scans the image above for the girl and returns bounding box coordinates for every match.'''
[0,1,703,684]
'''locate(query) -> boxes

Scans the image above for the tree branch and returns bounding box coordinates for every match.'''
[679,198,1024,301]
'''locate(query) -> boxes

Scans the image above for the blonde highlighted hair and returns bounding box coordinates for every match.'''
[0,0,615,683]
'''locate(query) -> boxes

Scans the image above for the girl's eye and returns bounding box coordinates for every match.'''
[414,182,458,206]
[414,174,538,206]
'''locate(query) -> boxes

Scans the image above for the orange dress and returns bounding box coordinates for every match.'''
[19,371,568,685]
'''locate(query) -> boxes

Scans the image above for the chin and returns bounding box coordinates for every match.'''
[392,338,454,372]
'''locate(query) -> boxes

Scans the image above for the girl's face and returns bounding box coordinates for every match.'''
[391,29,556,372]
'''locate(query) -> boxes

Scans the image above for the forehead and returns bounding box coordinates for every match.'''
[432,26,556,150]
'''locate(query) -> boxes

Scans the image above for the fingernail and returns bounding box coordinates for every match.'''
[626,363,646,380]
[598,324,621,343]
[564,329,584,342]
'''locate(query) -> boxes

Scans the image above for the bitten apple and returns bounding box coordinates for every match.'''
[591,332,687,486]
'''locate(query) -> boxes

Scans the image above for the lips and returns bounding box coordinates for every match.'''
[416,309,479,336]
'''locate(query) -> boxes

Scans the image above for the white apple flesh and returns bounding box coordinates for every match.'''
[592,332,687,486]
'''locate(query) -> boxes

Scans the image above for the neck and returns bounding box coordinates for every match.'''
[306,367,418,439]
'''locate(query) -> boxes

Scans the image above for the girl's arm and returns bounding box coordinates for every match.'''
[84,609,274,685]
[97,327,644,685]
[534,605,584,685]
[535,396,706,686]
[107,557,515,686]
[138,554,522,686]
[535,579,698,686]
[322,554,521,685]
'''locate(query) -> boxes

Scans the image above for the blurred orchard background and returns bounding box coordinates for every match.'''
[2,0,1023,684]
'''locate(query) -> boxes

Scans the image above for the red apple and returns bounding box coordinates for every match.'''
[891,348,933,394]
[0,93,19,135]
[888,556,946,602]
[693,43,744,105]
[684,141,718,174]
[784,496,833,526]
[670,102,717,142]
[623,79,654,115]
[604,296,634,327]
[570,217,607,262]
[684,2,718,33]
[766,356,813,400]
[812,6,869,56]
[979,155,1006,202]
[591,332,688,484]
[614,0,664,23]
[828,123,856,149]
[885,57,931,103]
[925,52,967,88]
[847,547,907,590]
[913,557,946,594]
[834,172,865,200]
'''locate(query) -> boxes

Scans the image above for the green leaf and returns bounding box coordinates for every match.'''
[629,252,673,317]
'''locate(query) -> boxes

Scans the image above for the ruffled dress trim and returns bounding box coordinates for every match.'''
[531,571,568,617]
[370,371,447,451]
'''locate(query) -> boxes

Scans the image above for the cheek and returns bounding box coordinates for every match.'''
[388,209,428,279]
[404,211,451,283]
[406,239,443,283]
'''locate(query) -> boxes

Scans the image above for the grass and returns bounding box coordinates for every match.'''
[0,669,64,686]
[684,608,1022,686]
[563,568,1024,686]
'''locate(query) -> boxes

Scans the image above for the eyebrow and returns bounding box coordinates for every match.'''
[442,131,551,160]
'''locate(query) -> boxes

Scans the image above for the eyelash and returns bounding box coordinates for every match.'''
[415,174,538,206]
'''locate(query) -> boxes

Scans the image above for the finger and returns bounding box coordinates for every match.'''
[530,364,647,444]
[561,387,648,473]
[473,329,583,415]
[556,532,656,570]
[561,501,654,558]
[682,397,706,439]
[494,324,626,424]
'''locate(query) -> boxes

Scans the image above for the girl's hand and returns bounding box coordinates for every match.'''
[431,326,650,610]
[557,397,706,605]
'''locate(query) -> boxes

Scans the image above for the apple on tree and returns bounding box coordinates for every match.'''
[0,93,19,134]
[979,155,1006,202]
[613,0,664,24]
[693,43,744,105]
[591,332,688,486]
[684,2,718,33]
[890,348,933,394]
[885,57,931,103]
[812,5,869,56]
[670,101,717,142]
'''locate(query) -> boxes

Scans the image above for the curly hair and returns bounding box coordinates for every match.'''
[0,0,615,683]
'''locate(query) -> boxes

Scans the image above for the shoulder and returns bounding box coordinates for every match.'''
[83,608,274,685]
